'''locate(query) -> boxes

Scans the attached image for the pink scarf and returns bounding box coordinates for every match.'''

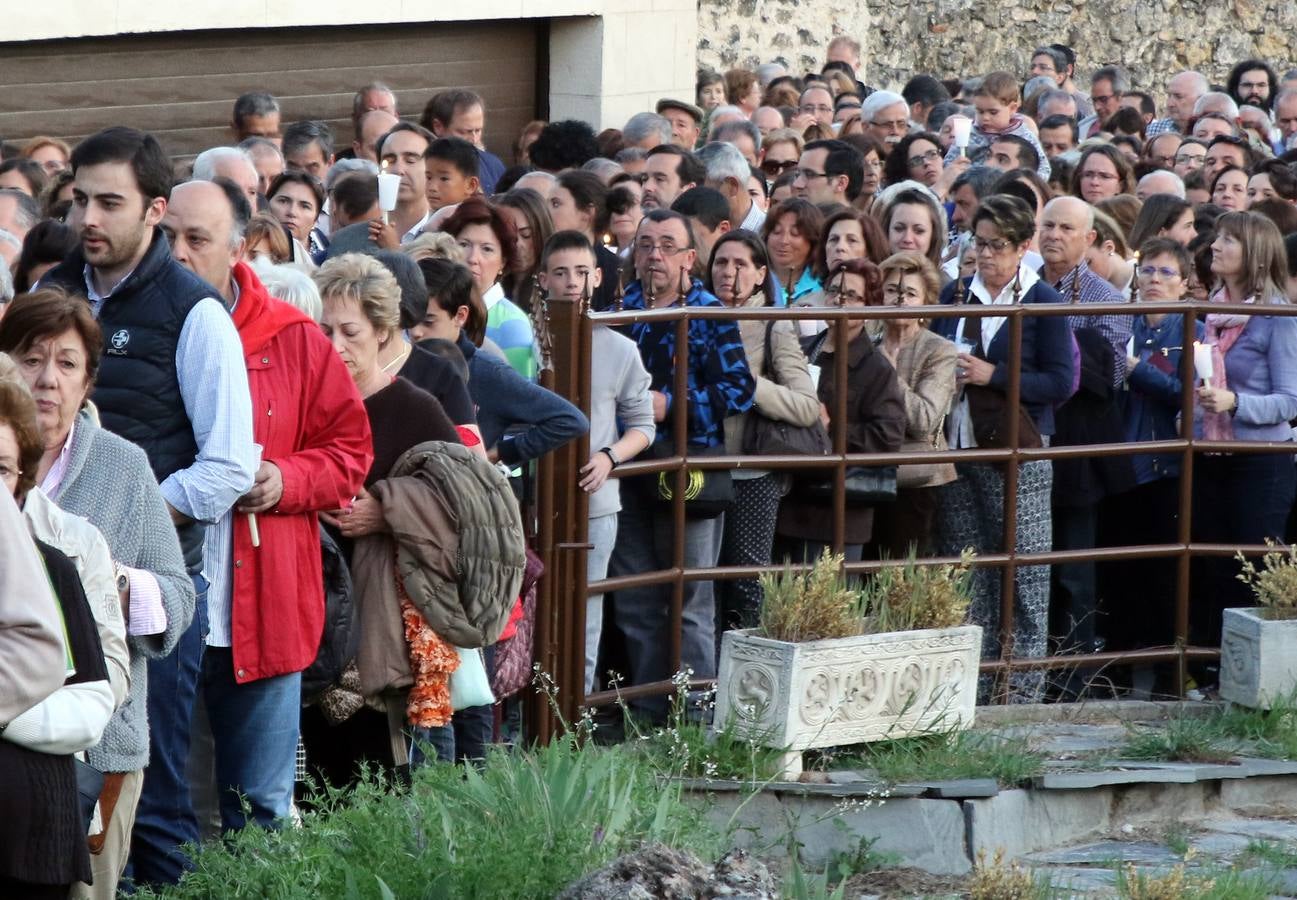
[1202,288,1253,441]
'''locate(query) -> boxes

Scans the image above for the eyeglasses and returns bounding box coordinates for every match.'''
[1080,169,1119,181]
[801,104,834,116]
[1138,265,1182,280]
[633,240,689,257]
[1174,152,1206,165]
[907,149,943,169]
[882,284,924,302]
[761,159,798,176]
[793,168,830,182]
[870,118,909,132]
[825,285,869,305]
[973,237,1015,253]
[1091,93,1116,105]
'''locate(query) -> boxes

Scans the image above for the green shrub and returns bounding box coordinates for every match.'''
[146,738,719,900]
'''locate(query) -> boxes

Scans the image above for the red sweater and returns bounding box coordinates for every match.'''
[228,262,373,682]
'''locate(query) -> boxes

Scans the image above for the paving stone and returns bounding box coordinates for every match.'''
[1189,830,1254,857]
[1034,865,1120,892]
[1235,757,1297,777]
[920,778,999,799]
[1035,767,1197,789]
[1206,817,1297,842]
[1025,841,1182,866]
[1102,760,1249,781]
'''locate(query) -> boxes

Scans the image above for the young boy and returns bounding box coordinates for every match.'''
[424,136,481,211]
[945,71,1051,179]
[536,230,655,692]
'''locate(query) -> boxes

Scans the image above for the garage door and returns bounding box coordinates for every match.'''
[0,20,543,163]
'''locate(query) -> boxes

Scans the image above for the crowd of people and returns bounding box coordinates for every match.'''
[4,32,1297,897]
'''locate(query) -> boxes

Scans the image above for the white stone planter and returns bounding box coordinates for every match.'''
[714,625,982,774]
[1220,606,1297,709]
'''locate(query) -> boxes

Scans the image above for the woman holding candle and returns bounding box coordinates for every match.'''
[1192,211,1297,651]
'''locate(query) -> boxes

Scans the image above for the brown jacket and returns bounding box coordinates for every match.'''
[353,441,525,699]
[777,330,906,545]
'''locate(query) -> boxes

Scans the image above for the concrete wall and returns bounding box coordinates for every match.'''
[5,1,695,132]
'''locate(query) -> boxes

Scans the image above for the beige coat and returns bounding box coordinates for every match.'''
[882,327,959,488]
[723,295,822,457]
[0,490,67,723]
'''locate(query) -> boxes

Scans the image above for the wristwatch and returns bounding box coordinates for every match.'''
[599,446,621,468]
[114,563,129,595]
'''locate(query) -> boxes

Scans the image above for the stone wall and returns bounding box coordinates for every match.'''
[698,0,1296,93]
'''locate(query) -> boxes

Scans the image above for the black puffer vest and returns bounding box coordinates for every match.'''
[44,229,216,576]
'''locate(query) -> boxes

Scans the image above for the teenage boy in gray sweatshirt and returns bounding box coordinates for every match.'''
[537,230,655,692]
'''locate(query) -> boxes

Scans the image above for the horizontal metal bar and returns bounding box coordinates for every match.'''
[592,299,1290,325]
[586,542,1281,593]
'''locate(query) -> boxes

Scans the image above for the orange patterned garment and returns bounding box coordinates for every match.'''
[398,576,459,727]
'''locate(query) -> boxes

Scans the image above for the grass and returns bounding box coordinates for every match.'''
[1239,838,1297,869]
[141,731,722,899]
[969,850,1061,899]
[1163,821,1192,857]
[1120,714,1238,763]
[826,729,1046,787]
[1113,860,1279,899]
[1121,689,1297,763]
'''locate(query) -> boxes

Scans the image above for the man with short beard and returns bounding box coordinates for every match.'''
[42,126,256,888]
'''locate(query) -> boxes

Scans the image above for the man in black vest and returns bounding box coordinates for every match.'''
[43,126,256,888]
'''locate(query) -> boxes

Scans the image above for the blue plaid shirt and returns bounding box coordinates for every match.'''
[621,279,755,448]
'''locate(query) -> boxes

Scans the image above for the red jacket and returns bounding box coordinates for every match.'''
[228,262,373,682]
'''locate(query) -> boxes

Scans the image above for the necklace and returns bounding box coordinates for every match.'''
[380,345,411,374]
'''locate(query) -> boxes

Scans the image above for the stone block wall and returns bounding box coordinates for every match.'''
[698,0,1297,92]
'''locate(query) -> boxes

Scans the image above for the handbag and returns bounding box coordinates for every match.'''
[74,757,104,834]
[491,548,544,699]
[450,646,496,710]
[742,322,832,457]
[644,440,733,519]
[804,465,898,505]
[798,329,897,505]
[965,384,1042,450]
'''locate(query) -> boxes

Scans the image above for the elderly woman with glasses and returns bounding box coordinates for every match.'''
[931,195,1076,702]
[0,291,193,898]
[1100,239,1204,660]
[775,258,905,567]
[869,252,958,560]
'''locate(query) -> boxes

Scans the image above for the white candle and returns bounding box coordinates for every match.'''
[950,116,972,152]
[1193,341,1214,383]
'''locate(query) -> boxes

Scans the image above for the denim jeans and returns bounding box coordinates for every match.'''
[451,644,496,762]
[608,487,723,719]
[198,648,300,832]
[129,573,207,888]
[408,724,456,768]
[585,513,618,693]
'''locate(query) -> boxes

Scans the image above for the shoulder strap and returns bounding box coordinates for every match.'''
[762,320,775,379]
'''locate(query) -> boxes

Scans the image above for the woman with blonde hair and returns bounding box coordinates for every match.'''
[870,252,958,559]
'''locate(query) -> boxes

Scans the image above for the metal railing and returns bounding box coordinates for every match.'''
[523,294,1297,738]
